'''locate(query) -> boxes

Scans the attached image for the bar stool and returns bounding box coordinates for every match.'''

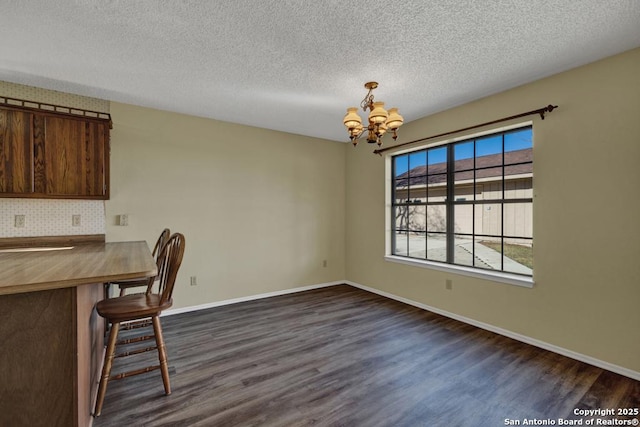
[93,233,185,417]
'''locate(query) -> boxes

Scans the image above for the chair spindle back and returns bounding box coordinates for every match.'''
[146,233,185,305]
[152,228,171,258]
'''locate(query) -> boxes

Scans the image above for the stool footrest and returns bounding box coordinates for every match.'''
[110,364,160,380]
[117,334,154,345]
[121,319,152,330]
[115,345,158,358]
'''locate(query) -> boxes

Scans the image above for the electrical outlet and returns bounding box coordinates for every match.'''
[190,276,197,286]
[119,214,129,226]
[14,215,25,228]
[72,215,81,227]
[445,279,453,290]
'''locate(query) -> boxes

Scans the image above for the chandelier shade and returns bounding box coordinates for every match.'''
[369,102,388,124]
[343,107,363,129]
[386,108,403,130]
[342,82,403,146]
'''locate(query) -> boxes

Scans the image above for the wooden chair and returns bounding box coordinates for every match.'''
[108,228,171,297]
[93,233,185,417]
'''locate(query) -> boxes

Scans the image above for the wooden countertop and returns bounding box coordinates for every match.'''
[0,241,157,295]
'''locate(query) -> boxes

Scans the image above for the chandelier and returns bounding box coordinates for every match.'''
[343,81,404,147]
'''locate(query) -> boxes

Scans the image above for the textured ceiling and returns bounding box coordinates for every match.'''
[1,1,639,142]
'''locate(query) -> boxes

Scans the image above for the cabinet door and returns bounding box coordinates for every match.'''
[0,109,33,193]
[42,116,107,197]
[84,121,107,197]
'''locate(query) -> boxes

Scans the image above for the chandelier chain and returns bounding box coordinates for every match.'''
[360,89,375,112]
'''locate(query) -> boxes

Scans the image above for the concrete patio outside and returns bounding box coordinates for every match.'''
[394,233,532,275]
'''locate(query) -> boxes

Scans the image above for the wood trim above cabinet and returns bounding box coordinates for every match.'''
[0,95,112,127]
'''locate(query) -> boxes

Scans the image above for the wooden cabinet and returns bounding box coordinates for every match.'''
[0,103,110,199]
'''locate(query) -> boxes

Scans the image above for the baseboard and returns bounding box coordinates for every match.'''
[161,279,639,381]
[345,280,640,381]
[162,281,344,317]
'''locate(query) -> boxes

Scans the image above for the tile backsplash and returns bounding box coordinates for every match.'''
[0,199,105,237]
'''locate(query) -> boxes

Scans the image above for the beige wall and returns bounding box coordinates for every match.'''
[105,102,346,309]
[345,48,640,372]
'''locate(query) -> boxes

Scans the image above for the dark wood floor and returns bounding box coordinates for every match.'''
[93,285,639,427]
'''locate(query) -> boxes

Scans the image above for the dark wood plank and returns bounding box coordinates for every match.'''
[32,113,46,193]
[0,109,32,193]
[93,285,640,427]
[82,121,106,196]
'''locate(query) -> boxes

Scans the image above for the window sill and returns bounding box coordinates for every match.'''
[384,255,534,288]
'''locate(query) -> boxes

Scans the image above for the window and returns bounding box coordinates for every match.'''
[391,126,533,278]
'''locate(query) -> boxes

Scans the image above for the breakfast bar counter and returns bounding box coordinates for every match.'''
[0,241,157,295]
[0,240,157,427]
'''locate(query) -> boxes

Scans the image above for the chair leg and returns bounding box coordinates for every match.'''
[103,284,111,333]
[152,315,171,395]
[94,321,120,417]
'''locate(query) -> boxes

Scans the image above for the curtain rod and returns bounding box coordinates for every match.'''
[372,104,558,156]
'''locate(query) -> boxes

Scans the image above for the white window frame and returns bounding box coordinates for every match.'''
[384,122,534,288]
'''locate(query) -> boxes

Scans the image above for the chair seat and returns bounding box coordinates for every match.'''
[97,293,173,323]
